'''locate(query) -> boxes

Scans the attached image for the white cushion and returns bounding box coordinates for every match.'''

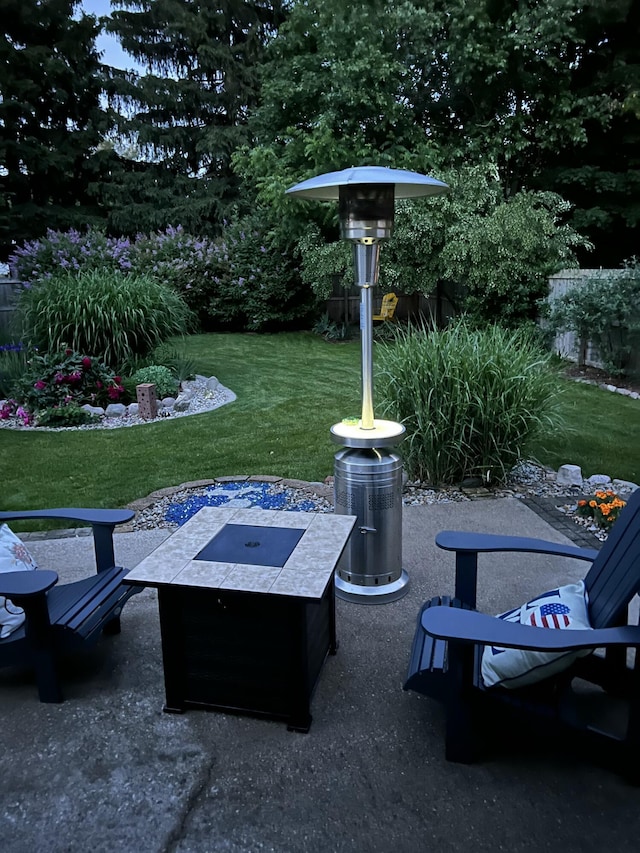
[0,523,38,638]
[481,580,592,689]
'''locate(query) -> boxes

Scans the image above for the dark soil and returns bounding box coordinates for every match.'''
[563,363,640,395]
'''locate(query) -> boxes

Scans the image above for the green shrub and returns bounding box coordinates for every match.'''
[151,342,197,384]
[35,404,100,428]
[17,269,194,367]
[14,348,124,413]
[546,260,640,375]
[124,365,179,401]
[312,312,353,342]
[299,226,351,300]
[376,321,562,485]
[297,165,587,324]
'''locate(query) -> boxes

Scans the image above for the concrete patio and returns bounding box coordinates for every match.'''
[2,498,639,852]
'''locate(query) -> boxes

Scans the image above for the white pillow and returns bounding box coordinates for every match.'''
[481,580,592,689]
[0,523,38,639]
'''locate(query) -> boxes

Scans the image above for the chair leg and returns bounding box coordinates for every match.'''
[103,615,122,636]
[33,648,63,703]
[23,595,63,703]
[620,656,640,785]
[444,641,477,763]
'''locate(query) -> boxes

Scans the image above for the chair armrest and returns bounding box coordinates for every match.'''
[422,606,640,651]
[0,570,58,599]
[0,508,134,573]
[0,508,133,526]
[435,531,598,563]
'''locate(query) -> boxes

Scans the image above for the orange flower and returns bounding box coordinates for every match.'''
[589,500,597,508]
[578,499,587,507]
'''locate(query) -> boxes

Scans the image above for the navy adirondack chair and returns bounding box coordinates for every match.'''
[0,508,139,703]
[404,487,640,780]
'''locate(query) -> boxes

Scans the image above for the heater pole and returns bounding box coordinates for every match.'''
[360,286,374,430]
[353,241,379,431]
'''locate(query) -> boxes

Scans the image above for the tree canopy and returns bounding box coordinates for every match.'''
[2,0,637,281]
[102,0,284,235]
[0,0,108,258]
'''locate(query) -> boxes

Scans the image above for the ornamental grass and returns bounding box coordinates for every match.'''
[376,320,562,486]
[18,269,194,368]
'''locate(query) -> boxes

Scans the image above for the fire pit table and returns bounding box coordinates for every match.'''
[125,507,356,732]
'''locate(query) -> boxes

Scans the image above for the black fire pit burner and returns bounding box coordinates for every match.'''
[194,523,305,568]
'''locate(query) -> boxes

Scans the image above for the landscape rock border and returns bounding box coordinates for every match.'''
[0,374,236,431]
[570,375,640,400]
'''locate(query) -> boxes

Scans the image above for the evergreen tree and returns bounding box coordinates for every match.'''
[104,0,284,235]
[0,0,108,260]
[534,0,640,266]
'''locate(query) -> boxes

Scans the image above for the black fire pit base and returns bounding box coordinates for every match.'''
[157,581,336,732]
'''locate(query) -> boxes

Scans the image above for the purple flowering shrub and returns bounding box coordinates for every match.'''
[127,226,223,326]
[156,216,319,332]
[9,220,318,332]
[9,226,213,295]
[9,222,319,333]
[12,348,124,415]
[9,229,123,284]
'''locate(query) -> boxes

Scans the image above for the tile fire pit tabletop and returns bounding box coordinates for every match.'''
[125,506,357,598]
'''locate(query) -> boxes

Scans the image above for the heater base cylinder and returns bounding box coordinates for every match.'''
[333,446,409,604]
[335,569,410,604]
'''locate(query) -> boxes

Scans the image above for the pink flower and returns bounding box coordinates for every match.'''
[113,376,122,384]
[65,348,73,356]
[107,385,122,400]
[34,380,47,390]
[0,401,16,419]
[68,371,82,383]
[54,372,65,384]
[96,380,103,389]
[16,406,32,425]
[82,356,92,369]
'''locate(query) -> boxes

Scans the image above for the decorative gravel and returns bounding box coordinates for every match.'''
[0,376,235,431]
[132,481,334,530]
[130,459,623,539]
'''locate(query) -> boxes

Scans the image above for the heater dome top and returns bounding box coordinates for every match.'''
[285,166,449,200]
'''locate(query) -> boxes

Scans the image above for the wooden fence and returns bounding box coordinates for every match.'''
[324,279,460,328]
[0,277,21,339]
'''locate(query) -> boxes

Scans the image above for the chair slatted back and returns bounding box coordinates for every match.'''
[584,487,640,628]
[373,293,398,321]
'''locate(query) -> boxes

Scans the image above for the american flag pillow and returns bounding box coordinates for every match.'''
[481,580,593,689]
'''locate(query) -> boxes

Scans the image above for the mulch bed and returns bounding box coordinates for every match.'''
[563,363,640,395]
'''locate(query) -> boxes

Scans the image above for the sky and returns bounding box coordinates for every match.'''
[81,0,139,70]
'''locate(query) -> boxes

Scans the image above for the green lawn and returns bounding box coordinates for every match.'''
[1,333,638,526]
[1,333,362,517]
[529,379,640,484]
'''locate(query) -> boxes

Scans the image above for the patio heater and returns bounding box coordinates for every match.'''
[286,166,449,603]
